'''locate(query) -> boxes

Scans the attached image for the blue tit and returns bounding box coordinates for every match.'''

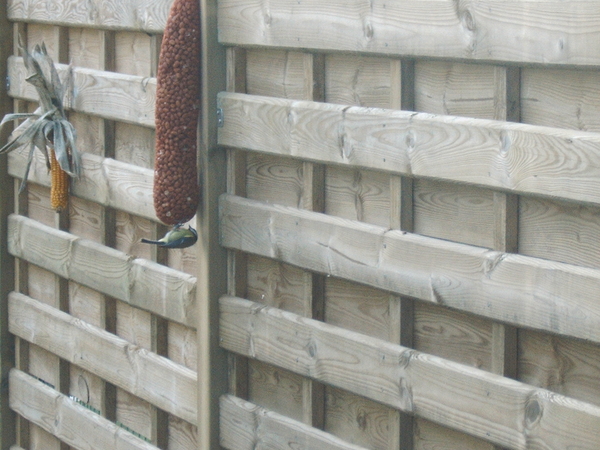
[141,224,198,249]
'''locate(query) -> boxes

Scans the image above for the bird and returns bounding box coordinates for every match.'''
[141,224,198,249]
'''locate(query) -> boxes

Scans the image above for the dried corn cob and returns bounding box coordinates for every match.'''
[50,148,69,211]
[153,0,201,225]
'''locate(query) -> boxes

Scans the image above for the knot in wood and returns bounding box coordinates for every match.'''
[524,396,543,428]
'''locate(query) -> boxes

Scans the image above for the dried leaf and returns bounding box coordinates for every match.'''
[19,140,38,193]
[0,113,41,127]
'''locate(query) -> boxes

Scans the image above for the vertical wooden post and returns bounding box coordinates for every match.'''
[297,51,326,430]
[0,6,16,450]
[198,0,228,448]
[490,66,520,450]
[389,58,415,450]
[225,46,249,400]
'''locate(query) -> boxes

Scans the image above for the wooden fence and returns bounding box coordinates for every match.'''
[2,0,600,449]
[0,0,226,448]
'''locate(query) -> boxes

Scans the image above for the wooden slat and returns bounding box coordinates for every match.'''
[220,194,600,344]
[219,0,600,67]
[220,394,368,450]
[220,295,600,450]
[9,369,159,450]
[8,56,155,127]
[8,150,156,221]
[9,293,197,423]
[218,92,600,206]
[8,0,171,33]
[7,214,196,327]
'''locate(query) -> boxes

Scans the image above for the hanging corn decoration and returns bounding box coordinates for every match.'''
[50,148,69,211]
[0,42,80,212]
[153,0,201,225]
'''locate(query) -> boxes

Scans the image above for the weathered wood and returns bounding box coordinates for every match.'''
[0,6,15,449]
[8,150,156,220]
[8,0,171,32]
[415,62,500,119]
[519,196,600,269]
[220,295,600,450]
[220,394,369,450]
[219,0,600,66]
[197,0,229,448]
[219,92,600,206]
[9,369,160,450]
[8,56,155,127]
[522,67,600,132]
[324,386,400,450]
[414,302,493,371]
[9,292,197,423]
[8,214,196,327]
[220,194,600,343]
[519,330,600,408]
[413,179,496,248]
[325,54,402,108]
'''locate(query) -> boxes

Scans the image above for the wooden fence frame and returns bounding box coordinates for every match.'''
[4,0,600,449]
[0,3,16,448]
[0,0,229,448]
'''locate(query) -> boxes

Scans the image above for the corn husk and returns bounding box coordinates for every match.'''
[0,41,81,195]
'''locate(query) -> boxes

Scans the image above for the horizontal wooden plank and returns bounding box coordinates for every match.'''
[219,0,600,66]
[8,0,171,32]
[9,293,197,423]
[220,295,600,450]
[7,215,196,327]
[8,56,155,127]
[9,369,159,450]
[8,149,156,221]
[220,394,369,450]
[220,194,600,343]
[218,92,600,206]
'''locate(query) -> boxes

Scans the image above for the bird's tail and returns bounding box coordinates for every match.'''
[141,238,160,244]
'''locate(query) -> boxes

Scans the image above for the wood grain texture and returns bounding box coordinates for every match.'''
[522,67,600,132]
[9,369,160,450]
[326,166,392,228]
[115,32,154,77]
[324,386,400,450]
[519,330,600,408]
[325,54,401,109]
[8,56,155,127]
[415,61,500,119]
[414,419,493,450]
[167,416,197,450]
[218,92,600,206]
[519,196,600,269]
[8,0,172,32]
[68,27,107,70]
[246,50,314,100]
[114,122,155,169]
[9,292,197,423]
[220,295,600,450]
[220,194,600,343]
[325,277,397,342]
[414,303,492,371]
[246,153,304,208]
[168,323,197,371]
[219,0,600,66]
[247,254,311,316]
[413,179,495,248]
[8,214,197,327]
[8,150,156,220]
[220,394,368,450]
[248,360,305,422]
